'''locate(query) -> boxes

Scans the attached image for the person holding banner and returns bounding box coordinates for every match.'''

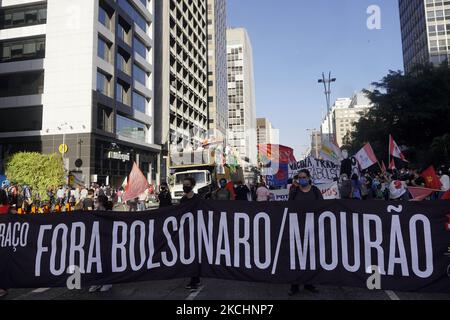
[256,182,271,202]
[212,179,233,200]
[180,177,202,291]
[157,182,172,208]
[89,195,113,293]
[288,170,323,202]
[235,181,251,201]
[288,169,322,296]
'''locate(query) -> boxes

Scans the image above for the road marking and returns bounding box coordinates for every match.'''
[32,288,50,293]
[385,290,400,300]
[185,286,204,301]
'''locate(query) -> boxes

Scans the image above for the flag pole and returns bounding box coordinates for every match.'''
[388,135,391,172]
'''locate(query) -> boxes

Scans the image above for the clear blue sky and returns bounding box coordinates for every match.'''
[227,0,404,159]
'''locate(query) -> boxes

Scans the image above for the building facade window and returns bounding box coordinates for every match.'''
[132,91,147,113]
[97,36,111,62]
[0,106,42,132]
[117,0,148,31]
[98,5,112,29]
[0,71,44,97]
[0,37,45,63]
[133,64,147,85]
[96,71,111,96]
[0,4,47,29]
[116,115,146,143]
[133,37,147,59]
[116,81,130,105]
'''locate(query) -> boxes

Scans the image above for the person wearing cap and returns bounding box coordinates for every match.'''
[389,180,410,201]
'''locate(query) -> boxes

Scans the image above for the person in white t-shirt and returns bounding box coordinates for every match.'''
[438,166,450,192]
[256,182,271,202]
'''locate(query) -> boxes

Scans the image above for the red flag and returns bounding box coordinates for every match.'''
[389,158,396,170]
[257,144,296,164]
[389,135,408,162]
[420,166,443,190]
[123,162,149,203]
[442,190,450,200]
[407,187,434,201]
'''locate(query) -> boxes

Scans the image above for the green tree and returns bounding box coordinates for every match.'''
[346,63,450,168]
[5,152,65,201]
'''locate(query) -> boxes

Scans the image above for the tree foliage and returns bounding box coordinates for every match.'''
[345,64,450,169]
[5,152,65,200]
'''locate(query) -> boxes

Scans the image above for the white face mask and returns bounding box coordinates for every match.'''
[342,150,349,159]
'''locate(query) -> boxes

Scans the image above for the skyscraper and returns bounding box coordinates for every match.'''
[399,0,450,73]
[0,0,159,186]
[256,118,276,146]
[332,92,372,147]
[207,0,228,139]
[154,0,209,171]
[227,28,257,180]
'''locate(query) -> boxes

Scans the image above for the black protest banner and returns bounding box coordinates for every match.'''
[0,200,449,293]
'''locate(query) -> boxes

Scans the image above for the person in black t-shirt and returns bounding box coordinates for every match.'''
[180,177,201,290]
[288,169,322,296]
[158,182,173,208]
[235,181,250,201]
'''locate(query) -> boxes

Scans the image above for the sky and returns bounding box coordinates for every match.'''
[226,0,404,159]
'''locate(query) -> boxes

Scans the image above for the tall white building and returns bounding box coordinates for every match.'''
[256,118,277,145]
[154,0,209,173]
[333,92,372,147]
[320,97,352,139]
[399,0,450,73]
[207,0,228,139]
[0,0,159,187]
[226,28,257,179]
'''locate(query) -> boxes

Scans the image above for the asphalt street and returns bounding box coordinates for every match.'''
[3,278,450,300]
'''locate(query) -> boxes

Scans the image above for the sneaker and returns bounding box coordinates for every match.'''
[0,289,8,298]
[288,285,299,296]
[304,284,319,293]
[100,285,113,292]
[88,285,102,293]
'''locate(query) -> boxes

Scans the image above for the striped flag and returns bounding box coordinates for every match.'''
[355,143,378,170]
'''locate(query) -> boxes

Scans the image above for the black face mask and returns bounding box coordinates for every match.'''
[183,186,193,194]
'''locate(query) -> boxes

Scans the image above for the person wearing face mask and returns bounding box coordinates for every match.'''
[287,169,322,296]
[89,195,113,293]
[288,169,323,202]
[212,178,232,200]
[158,182,172,208]
[180,177,199,204]
[180,177,201,290]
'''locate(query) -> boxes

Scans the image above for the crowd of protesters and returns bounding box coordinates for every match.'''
[0,182,160,215]
[1,164,449,216]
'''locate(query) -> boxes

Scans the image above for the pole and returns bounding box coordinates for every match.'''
[388,135,391,171]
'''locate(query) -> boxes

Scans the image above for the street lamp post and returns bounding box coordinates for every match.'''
[318,72,336,143]
[57,123,73,171]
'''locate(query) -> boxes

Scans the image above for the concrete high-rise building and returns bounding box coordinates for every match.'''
[207,0,228,139]
[399,0,450,73]
[256,118,276,146]
[0,0,159,187]
[333,92,372,147]
[227,28,257,179]
[154,0,209,173]
[320,98,351,141]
